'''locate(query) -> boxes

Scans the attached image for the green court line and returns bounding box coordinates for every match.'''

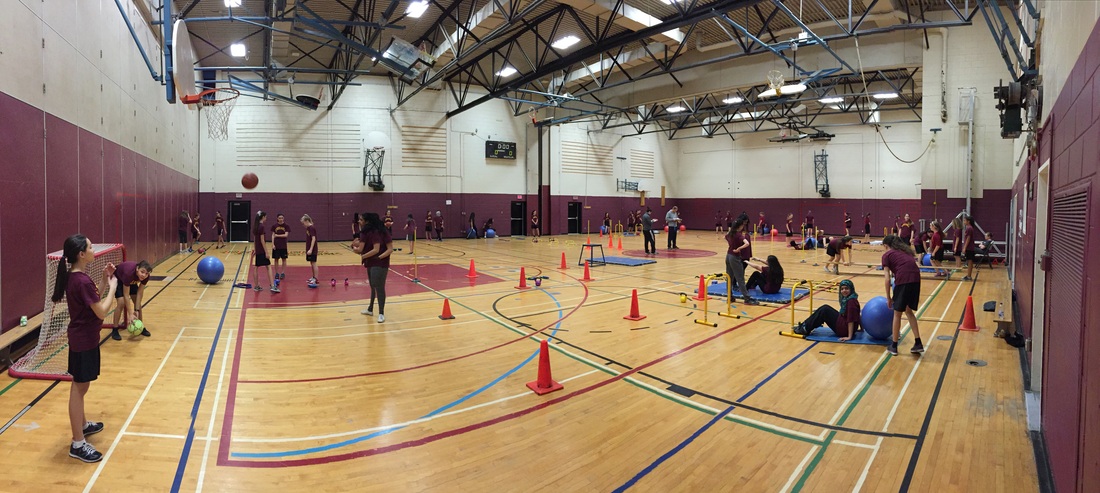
[790,279,948,492]
[0,379,22,397]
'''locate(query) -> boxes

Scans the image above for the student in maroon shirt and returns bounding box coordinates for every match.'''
[252,211,278,293]
[353,213,394,322]
[301,214,319,286]
[384,211,395,235]
[424,210,434,241]
[109,260,153,340]
[352,213,362,241]
[928,221,948,277]
[714,211,723,234]
[844,212,852,235]
[899,213,913,243]
[803,211,814,235]
[724,216,760,305]
[271,214,291,280]
[53,234,118,463]
[530,211,539,242]
[950,217,964,268]
[792,279,862,340]
[961,214,978,280]
[435,210,446,242]
[745,255,784,295]
[404,213,417,253]
[824,236,853,274]
[191,213,202,248]
[213,212,226,249]
[725,211,733,233]
[179,211,192,253]
[757,212,767,235]
[882,235,924,355]
[912,227,929,263]
[863,213,871,238]
[785,213,794,237]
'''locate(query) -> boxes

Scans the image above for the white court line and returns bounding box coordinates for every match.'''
[237,320,484,341]
[121,431,217,441]
[850,280,964,493]
[193,285,211,309]
[781,447,820,493]
[197,316,237,492]
[232,370,601,444]
[833,440,878,450]
[83,328,187,493]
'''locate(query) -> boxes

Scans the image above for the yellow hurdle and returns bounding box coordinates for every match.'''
[694,273,722,327]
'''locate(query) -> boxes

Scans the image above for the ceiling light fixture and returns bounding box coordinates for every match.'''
[873,92,899,99]
[722,96,743,104]
[758,83,807,99]
[224,0,242,7]
[667,105,686,113]
[406,0,429,18]
[230,43,246,57]
[818,97,843,104]
[551,35,580,50]
[496,66,518,77]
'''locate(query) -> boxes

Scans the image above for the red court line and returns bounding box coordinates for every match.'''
[220,302,788,468]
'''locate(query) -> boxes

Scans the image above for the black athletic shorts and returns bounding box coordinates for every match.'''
[914,243,926,254]
[305,254,317,263]
[932,249,945,262]
[892,282,920,312]
[864,224,871,234]
[255,253,271,267]
[114,283,139,298]
[68,347,101,383]
[826,245,838,257]
[272,248,288,260]
[964,250,976,261]
[178,231,188,243]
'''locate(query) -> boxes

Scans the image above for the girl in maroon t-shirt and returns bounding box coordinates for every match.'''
[863,213,871,239]
[530,211,540,242]
[785,213,794,237]
[950,217,964,268]
[352,213,362,241]
[424,211,434,241]
[191,213,202,248]
[928,221,948,277]
[53,234,118,463]
[252,211,278,293]
[745,255,784,295]
[724,217,759,305]
[354,213,394,322]
[793,279,862,340]
[301,214,319,285]
[179,211,192,253]
[882,235,924,355]
[844,212,852,235]
[213,212,226,249]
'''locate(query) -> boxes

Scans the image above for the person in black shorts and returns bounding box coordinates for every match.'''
[882,235,924,355]
[252,211,278,293]
[301,214,319,285]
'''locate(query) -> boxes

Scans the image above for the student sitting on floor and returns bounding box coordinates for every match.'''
[792,279,862,341]
[745,255,784,295]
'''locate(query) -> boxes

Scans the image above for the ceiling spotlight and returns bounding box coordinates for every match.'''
[496,66,518,77]
[224,0,242,7]
[758,83,807,99]
[230,43,246,57]
[873,92,899,99]
[667,105,686,113]
[551,35,580,50]
[722,96,743,104]
[818,97,843,104]
[406,0,429,18]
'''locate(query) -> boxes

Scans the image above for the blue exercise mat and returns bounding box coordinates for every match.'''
[805,326,891,345]
[701,282,809,303]
[873,265,954,273]
[602,256,656,266]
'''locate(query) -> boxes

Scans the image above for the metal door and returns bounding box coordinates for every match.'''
[567,202,582,234]
[228,201,251,242]
[510,201,526,236]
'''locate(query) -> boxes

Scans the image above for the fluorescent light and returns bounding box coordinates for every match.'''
[224,0,241,7]
[496,66,517,77]
[405,0,429,18]
[722,96,743,104]
[660,0,680,4]
[229,43,246,57]
[551,35,580,50]
[873,92,899,99]
[667,105,686,113]
[730,111,763,120]
[818,97,844,104]
[758,83,807,99]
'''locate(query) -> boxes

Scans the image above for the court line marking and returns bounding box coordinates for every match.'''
[83,328,187,493]
[196,320,237,493]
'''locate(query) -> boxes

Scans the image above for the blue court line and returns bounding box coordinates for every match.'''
[231,290,565,459]
[614,341,819,491]
[171,248,249,493]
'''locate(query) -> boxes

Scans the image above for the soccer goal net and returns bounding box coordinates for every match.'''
[8,244,125,381]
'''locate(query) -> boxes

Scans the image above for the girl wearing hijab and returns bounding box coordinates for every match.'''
[792,279,862,341]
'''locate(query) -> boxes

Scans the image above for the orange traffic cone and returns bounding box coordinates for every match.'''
[465,259,478,278]
[516,267,530,290]
[693,275,707,301]
[581,260,593,282]
[609,233,614,248]
[623,289,646,321]
[587,235,592,245]
[599,229,603,237]
[439,298,456,320]
[559,252,568,270]
[617,235,623,251]
[959,296,980,331]
[526,339,563,395]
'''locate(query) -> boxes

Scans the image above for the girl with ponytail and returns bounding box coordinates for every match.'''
[56,234,118,463]
[881,235,924,356]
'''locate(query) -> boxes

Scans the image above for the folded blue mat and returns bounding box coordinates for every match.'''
[701,282,809,303]
[603,256,656,266]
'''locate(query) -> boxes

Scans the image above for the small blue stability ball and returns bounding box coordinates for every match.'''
[922,253,932,266]
[197,256,225,284]
[861,296,894,340]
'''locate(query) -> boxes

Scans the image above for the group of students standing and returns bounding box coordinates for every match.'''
[178,211,228,253]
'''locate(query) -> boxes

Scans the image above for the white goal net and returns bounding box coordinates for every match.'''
[8,244,126,381]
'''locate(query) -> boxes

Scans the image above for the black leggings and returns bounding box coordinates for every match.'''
[801,305,850,337]
[368,266,389,314]
[746,271,764,291]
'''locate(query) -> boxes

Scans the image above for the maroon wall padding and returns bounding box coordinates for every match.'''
[0,91,198,333]
[1019,17,1100,493]
[1011,156,1036,340]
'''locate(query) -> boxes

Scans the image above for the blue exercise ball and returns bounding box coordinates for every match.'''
[922,253,932,266]
[486,228,496,238]
[862,296,893,340]
[197,256,225,284]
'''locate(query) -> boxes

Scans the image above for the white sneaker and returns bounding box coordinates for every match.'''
[362,308,373,316]
[377,314,385,323]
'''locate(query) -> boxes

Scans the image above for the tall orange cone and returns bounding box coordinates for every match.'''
[439,298,456,320]
[693,275,707,301]
[617,235,623,251]
[599,229,603,237]
[526,339,563,395]
[959,296,980,331]
[559,252,568,270]
[609,232,614,248]
[515,267,530,290]
[465,259,478,278]
[581,260,593,282]
[623,289,647,320]
[587,235,592,245]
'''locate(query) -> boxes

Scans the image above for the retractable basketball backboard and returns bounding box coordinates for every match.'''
[171,19,199,102]
[173,19,238,140]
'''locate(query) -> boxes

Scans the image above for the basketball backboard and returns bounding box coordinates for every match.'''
[171,19,198,102]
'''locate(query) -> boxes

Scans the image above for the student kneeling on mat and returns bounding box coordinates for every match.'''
[792,280,861,341]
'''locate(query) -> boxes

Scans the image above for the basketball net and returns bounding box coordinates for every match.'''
[767,70,785,97]
[196,88,239,141]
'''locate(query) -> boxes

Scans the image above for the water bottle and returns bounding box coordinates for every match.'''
[998,302,1005,319]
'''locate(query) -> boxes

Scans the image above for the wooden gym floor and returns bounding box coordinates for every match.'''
[0,232,1038,492]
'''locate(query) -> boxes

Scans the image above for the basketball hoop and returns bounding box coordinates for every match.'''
[766,70,785,96]
[182,88,239,141]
